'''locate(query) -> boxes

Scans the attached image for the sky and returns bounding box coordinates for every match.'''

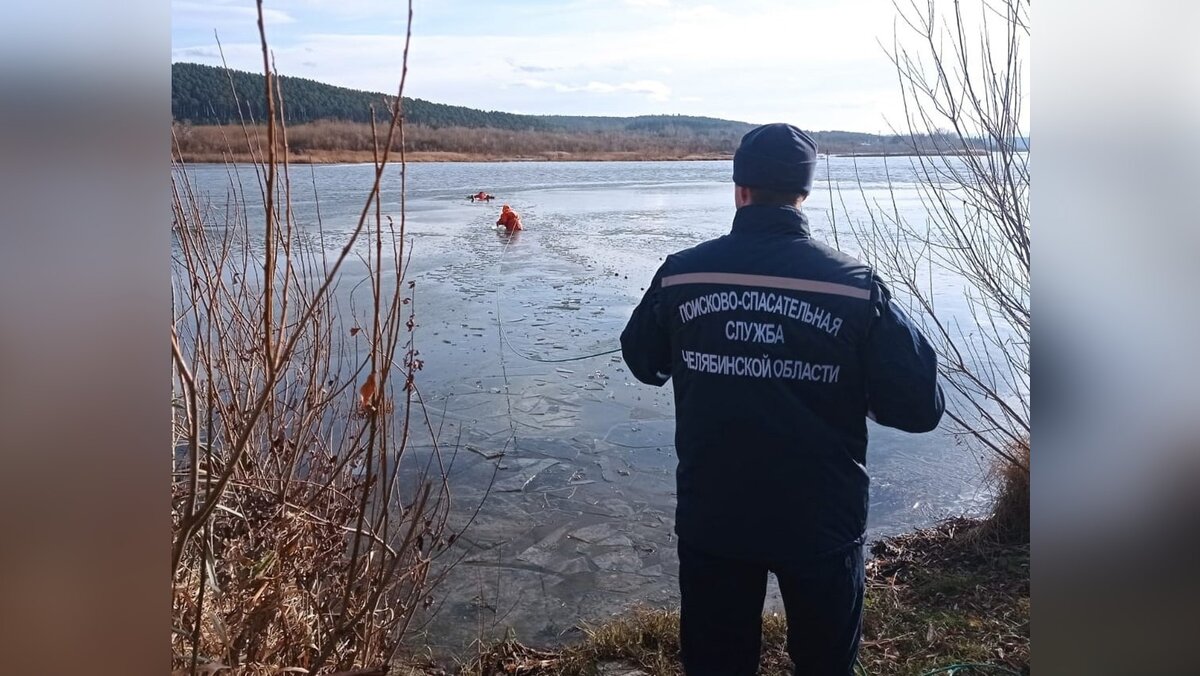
[171,0,1029,133]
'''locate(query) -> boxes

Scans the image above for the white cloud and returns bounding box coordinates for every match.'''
[592,80,672,101]
[507,59,562,74]
[513,78,555,90]
[512,78,671,102]
[173,45,222,60]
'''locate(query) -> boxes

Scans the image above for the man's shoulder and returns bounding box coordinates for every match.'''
[662,234,735,271]
[804,239,873,279]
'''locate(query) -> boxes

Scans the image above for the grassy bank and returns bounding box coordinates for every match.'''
[171,122,985,165]
[410,517,1028,676]
[171,121,739,165]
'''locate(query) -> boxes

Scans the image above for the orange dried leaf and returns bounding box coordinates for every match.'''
[359,373,376,413]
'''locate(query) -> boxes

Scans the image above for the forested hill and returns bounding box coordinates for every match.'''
[172,62,755,137]
[172,62,1008,159]
[172,62,544,130]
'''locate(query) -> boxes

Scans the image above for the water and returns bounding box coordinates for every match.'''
[174,158,999,655]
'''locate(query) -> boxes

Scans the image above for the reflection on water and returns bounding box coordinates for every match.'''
[174,159,998,656]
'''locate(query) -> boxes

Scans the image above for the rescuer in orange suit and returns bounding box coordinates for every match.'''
[496,204,523,233]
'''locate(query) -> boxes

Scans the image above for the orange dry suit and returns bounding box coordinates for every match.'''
[496,205,523,233]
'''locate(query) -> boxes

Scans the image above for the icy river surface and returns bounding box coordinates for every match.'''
[176,159,997,656]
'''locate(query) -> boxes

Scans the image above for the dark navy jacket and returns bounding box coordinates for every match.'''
[620,204,944,562]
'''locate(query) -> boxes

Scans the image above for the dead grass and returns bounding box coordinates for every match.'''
[860,517,1029,675]
[174,149,733,164]
[972,441,1030,545]
[444,518,1028,676]
[171,121,738,165]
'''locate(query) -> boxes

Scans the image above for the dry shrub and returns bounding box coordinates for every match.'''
[170,486,386,673]
[170,140,447,672]
[171,121,742,161]
[842,0,1029,543]
[169,4,460,673]
[974,440,1030,545]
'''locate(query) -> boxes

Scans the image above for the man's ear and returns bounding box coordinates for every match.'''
[734,185,752,208]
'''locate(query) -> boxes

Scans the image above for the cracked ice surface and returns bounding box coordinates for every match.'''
[178,160,994,660]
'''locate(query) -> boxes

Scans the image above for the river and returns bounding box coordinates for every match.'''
[174,158,998,657]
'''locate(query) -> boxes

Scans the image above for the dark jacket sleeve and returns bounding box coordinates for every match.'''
[620,265,672,386]
[862,276,945,432]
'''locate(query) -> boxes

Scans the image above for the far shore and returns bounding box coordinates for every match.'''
[175,150,733,164]
[175,149,986,164]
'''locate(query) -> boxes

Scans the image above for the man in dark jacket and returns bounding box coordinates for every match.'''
[620,123,945,675]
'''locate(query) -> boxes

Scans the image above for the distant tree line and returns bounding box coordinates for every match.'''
[172,62,999,156]
[172,121,746,158]
[173,121,992,160]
